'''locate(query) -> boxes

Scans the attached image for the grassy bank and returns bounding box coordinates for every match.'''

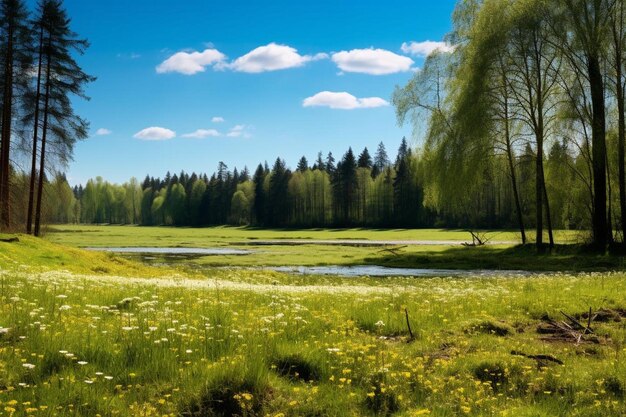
[0,234,178,277]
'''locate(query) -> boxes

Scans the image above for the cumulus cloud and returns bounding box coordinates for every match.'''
[228,43,327,73]
[331,48,414,75]
[400,41,455,57]
[156,49,226,75]
[182,129,221,139]
[212,116,225,123]
[303,91,389,110]
[133,127,176,141]
[95,128,112,136]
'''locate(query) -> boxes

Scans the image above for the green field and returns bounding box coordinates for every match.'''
[44,225,620,272]
[46,225,584,247]
[1,228,626,416]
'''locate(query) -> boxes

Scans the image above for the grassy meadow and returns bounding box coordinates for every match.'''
[0,227,625,416]
[45,225,622,271]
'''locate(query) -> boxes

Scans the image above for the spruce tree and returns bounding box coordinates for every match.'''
[372,142,389,178]
[358,147,373,169]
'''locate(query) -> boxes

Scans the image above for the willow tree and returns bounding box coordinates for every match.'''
[393,51,469,220]
[551,0,615,248]
[505,0,562,248]
[447,0,529,243]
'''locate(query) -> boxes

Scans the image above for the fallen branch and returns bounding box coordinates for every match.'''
[511,350,564,365]
[405,308,415,341]
[377,246,408,256]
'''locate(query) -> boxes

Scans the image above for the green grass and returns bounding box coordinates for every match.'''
[1,228,625,415]
[43,225,620,272]
[1,261,626,416]
[46,224,584,248]
[0,233,182,277]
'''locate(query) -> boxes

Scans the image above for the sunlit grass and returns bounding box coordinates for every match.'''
[1,230,623,415]
[1,264,626,416]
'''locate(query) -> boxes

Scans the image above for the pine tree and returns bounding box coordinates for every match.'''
[325,152,336,175]
[338,148,357,225]
[268,158,290,226]
[0,0,32,229]
[31,0,93,236]
[358,147,373,169]
[297,156,308,172]
[372,142,389,178]
[314,151,325,171]
[253,164,266,225]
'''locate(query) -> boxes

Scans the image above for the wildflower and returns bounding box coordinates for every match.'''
[375,320,385,328]
[22,363,36,369]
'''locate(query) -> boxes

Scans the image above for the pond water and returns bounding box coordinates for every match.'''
[86,247,253,256]
[88,247,534,278]
[266,265,531,277]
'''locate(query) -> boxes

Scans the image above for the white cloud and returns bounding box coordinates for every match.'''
[227,125,251,138]
[331,48,414,75]
[400,41,455,57]
[303,91,389,110]
[182,129,221,139]
[228,43,327,73]
[156,49,226,75]
[212,116,225,123]
[133,127,176,141]
[95,128,112,136]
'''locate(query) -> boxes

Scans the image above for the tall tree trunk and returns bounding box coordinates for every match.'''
[618,80,626,244]
[536,138,543,249]
[0,19,14,230]
[503,100,527,245]
[613,16,626,245]
[588,54,608,249]
[27,23,44,234]
[34,37,52,237]
[606,147,615,244]
[541,165,554,247]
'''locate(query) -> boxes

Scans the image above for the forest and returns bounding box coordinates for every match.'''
[47,135,595,234]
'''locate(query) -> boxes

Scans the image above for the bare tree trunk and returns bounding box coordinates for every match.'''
[536,140,544,248]
[0,20,14,230]
[27,23,44,234]
[613,13,626,245]
[589,55,609,250]
[606,150,615,244]
[504,110,527,244]
[541,165,554,247]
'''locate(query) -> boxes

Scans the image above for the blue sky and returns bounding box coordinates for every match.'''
[51,0,457,185]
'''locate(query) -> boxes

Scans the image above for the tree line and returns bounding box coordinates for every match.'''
[57,137,598,232]
[393,0,626,251]
[0,0,92,235]
[71,140,430,228]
